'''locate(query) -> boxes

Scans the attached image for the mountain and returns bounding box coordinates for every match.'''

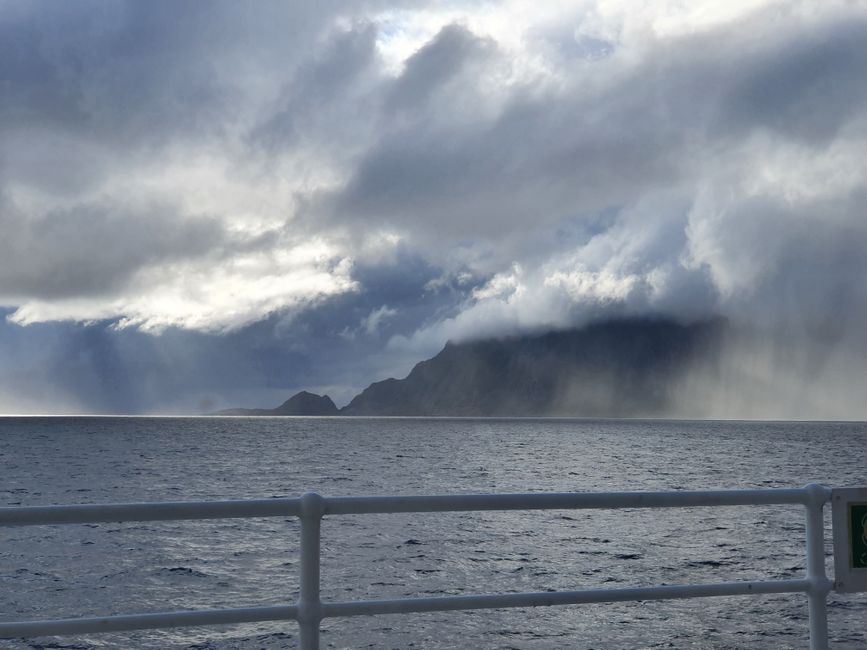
[217,318,725,417]
[216,390,339,416]
[340,318,724,416]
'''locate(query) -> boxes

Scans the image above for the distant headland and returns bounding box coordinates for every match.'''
[216,391,339,416]
[214,317,725,417]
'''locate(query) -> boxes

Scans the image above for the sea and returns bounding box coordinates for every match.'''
[1,417,866,649]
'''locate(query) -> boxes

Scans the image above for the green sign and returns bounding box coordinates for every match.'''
[850,503,867,569]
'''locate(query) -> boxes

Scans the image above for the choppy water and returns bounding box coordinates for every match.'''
[1,417,866,649]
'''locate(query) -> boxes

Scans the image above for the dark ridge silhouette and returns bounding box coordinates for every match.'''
[216,390,339,416]
[340,318,725,416]
[218,318,725,417]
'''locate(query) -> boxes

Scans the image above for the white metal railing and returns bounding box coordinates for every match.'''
[0,484,833,649]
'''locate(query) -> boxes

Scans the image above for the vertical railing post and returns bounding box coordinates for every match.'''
[804,483,831,650]
[299,492,325,650]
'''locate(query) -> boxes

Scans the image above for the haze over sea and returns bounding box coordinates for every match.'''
[2,416,865,649]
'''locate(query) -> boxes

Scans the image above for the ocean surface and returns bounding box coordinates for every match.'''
[1,417,866,649]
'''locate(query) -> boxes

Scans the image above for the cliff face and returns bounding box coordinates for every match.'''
[340,319,724,417]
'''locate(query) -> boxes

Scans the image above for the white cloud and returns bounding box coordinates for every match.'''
[8,240,356,332]
[362,305,398,335]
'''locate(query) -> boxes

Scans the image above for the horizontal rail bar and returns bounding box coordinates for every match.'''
[325,488,812,515]
[0,580,808,638]
[0,498,300,527]
[0,605,298,638]
[323,579,809,617]
[0,488,819,527]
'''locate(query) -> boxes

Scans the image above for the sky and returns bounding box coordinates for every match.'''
[1,0,867,415]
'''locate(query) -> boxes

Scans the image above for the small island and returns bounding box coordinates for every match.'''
[216,391,339,416]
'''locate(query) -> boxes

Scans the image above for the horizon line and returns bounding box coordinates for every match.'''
[0,414,865,424]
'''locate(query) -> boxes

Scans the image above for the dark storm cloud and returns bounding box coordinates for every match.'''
[251,21,381,152]
[339,13,867,238]
[720,17,867,144]
[335,88,681,241]
[0,198,225,299]
[385,24,495,113]
[0,1,332,143]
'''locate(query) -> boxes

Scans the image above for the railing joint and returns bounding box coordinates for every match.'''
[296,600,323,625]
[807,576,833,596]
[299,492,326,520]
[803,483,832,507]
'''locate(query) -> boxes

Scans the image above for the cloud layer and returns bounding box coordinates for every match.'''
[3,0,867,414]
